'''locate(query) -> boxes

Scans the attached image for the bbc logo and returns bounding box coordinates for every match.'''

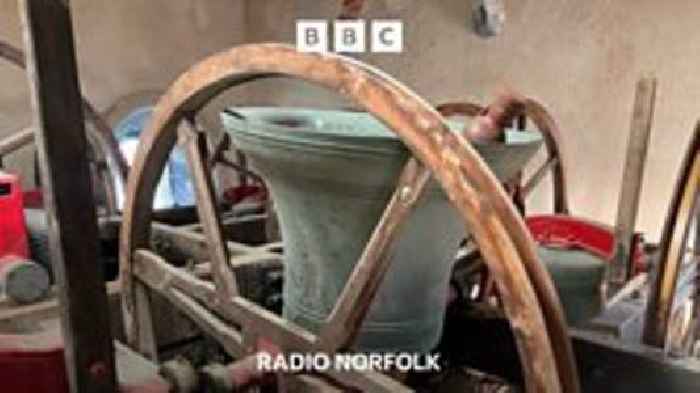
[296,19,403,54]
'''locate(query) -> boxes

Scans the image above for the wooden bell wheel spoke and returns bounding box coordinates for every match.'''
[0,39,127,215]
[318,158,431,351]
[644,123,700,353]
[206,131,266,188]
[179,115,239,299]
[436,98,570,216]
[120,43,577,393]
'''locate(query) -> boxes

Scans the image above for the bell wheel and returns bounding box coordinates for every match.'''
[644,123,700,355]
[120,44,578,392]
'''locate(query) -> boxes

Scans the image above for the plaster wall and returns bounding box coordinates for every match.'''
[1,1,698,242]
[0,0,247,187]
[244,0,700,242]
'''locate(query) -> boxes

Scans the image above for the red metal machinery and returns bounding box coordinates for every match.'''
[0,172,58,392]
[0,327,170,393]
[0,330,69,393]
[0,171,50,304]
[439,86,651,279]
[526,215,646,275]
[0,174,62,393]
[0,171,29,259]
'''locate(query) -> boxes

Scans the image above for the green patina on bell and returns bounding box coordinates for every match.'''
[537,247,606,326]
[221,107,543,352]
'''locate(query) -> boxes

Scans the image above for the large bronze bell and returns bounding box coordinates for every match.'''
[222,107,543,352]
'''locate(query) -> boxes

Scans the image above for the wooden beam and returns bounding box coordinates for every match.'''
[133,249,315,352]
[0,127,34,157]
[609,77,656,292]
[150,221,256,260]
[0,281,121,326]
[19,1,117,392]
[522,156,558,198]
[180,119,239,299]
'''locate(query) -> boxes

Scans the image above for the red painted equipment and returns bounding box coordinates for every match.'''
[0,331,169,393]
[0,331,69,393]
[0,170,50,304]
[526,214,647,275]
[22,188,44,209]
[0,171,30,259]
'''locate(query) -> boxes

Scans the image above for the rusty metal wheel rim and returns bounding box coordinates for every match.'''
[644,123,700,351]
[436,98,570,216]
[0,39,127,215]
[120,43,577,393]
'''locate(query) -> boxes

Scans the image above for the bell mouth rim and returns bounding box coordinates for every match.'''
[220,106,543,156]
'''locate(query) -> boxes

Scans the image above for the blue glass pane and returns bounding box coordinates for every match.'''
[114,107,153,140]
[114,106,195,208]
[169,148,196,206]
